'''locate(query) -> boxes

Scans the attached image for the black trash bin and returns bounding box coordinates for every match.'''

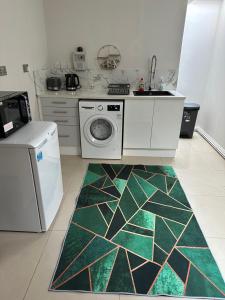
[180,102,200,138]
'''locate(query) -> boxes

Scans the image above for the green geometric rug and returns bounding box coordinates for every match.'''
[50,164,225,298]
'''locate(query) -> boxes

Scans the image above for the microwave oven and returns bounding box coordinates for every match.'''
[0,91,32,138]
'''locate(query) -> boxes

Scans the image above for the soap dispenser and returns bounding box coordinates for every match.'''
[159,77,165,91]
[138,78,145,92]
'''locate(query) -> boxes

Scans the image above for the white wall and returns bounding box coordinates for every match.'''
[200,1,225,149]
[177,0,225,150]
[177,0,221,103]
[0,0,188,117]
[0,0,48,120]
[43,0,187,75]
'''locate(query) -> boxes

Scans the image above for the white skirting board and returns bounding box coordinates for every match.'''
[196,127,225,159]
[60,146,176,157]
[123,149,176,157]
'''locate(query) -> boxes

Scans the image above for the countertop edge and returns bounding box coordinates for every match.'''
[37,89,186,100]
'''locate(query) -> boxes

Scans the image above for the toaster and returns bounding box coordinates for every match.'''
[46,77,62,91]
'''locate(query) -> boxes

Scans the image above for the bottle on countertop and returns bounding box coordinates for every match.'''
[159,77,165,91]
[138,78,145,92]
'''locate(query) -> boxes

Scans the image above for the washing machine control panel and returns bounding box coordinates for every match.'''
[97,105,103,111]
[107,105,120,111]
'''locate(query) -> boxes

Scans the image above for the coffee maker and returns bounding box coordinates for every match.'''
[65,74,80,91]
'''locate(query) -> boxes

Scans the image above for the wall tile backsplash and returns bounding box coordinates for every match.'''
[34,66,178,94]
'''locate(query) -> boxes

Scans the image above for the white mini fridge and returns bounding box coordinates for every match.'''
[0,121,63,232]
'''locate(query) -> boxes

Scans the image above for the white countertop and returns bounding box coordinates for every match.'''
[38,89,185,100]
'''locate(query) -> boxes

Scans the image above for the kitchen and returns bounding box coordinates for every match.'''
[36,0,188,158]
[0,0,225,300]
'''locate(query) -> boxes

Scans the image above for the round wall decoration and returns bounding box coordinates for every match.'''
[97,45,121,70]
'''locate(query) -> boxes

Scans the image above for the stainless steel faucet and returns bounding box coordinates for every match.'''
[149,55,157,90]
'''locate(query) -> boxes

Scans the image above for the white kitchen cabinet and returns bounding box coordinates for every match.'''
[124,100,154,149]
[151,99,184,149]
[58,125,80,146]
[39,97,81,154]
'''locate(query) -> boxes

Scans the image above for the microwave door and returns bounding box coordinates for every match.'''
[0,92,31,138]
[18,95,31,122]
[1,99,23,137]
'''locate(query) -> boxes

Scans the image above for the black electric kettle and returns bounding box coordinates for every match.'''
[65,74,80,91]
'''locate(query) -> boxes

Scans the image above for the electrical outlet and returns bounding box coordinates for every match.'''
[0,66,7,76]
[23,64,29,73]
[93,74,101,82]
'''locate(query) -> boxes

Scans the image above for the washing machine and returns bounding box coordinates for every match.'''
[79,100,124,159]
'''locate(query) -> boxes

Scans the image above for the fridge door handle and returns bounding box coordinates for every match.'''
[37,138,48,148]
[51,129,56,136]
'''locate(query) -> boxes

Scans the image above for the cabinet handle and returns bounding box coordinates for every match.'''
[59,134,70,138]
[53,111,67,114]
[52,101,66,104]
[54,120,69,123]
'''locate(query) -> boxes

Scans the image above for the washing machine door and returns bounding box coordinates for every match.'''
[84,115,117,147]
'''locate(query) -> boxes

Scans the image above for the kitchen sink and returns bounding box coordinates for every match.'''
[133,90,173,96]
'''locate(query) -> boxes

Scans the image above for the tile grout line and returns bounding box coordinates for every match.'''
[22,232,51,300]
[206,236,225,240]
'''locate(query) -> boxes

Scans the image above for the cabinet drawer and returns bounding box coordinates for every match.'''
[43,115,79,126]
[40,97,78,108]
[58,125,80,146]
[42,106,77,117]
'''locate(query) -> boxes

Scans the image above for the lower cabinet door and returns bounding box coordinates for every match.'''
[124,100,154,149]
[58,125,80,146]
[151,99,184,149]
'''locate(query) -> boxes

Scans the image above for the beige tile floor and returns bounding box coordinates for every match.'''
[0,133,225,300]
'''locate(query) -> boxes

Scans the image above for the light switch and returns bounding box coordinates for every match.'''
[23,64,29,73]
[0,66,7,76]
